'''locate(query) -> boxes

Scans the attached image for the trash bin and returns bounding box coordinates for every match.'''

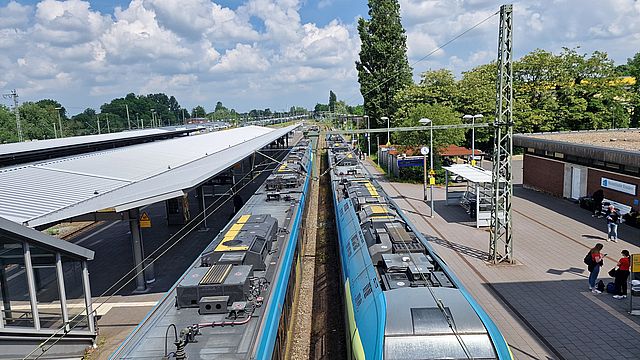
[144,258,156,284]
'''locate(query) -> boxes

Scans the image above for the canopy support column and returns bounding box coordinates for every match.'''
[128,208,147,293]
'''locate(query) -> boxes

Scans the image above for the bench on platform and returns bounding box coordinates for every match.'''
[601,198,632,216]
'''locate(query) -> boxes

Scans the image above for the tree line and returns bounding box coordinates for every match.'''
[0,93,312,143]
[357,0,640,153]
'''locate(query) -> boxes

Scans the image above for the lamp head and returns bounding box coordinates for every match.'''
[474,114,484,118]
[462,114,473,120]
[419,118,431,125]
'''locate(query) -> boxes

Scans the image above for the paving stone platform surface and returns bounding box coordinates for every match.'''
[363,159,640,360]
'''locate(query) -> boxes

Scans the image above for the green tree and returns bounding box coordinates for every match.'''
[70,108,98,136]
[395,69,459,118]
[457,63,497,150]
[512,50,561,132]
[554,49,631,130]
[329,91,337,112]
[0,105,18,143]
[394,103,464,150]
[192,105,207,118]
[356,0,412,140]
[616,52,640,127]
[19,102,57,140]
[314,103,329,113]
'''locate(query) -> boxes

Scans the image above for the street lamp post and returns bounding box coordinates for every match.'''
[54,107,63,137]
[365,115,371,158]
[381,116,389,145]
[419,118,434,217]
[462,114,483,166]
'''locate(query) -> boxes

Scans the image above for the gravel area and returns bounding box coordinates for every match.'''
[530,129,640,152]
[289,135,321,359]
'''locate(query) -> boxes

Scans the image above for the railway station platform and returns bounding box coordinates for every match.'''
[362,160,640,360]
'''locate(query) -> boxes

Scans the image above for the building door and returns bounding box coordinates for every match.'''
[571,167,582,199]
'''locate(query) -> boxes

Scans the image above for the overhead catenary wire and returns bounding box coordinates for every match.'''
[23,150,289,359]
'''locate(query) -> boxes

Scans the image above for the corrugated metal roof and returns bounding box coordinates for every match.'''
[0,216,94,260]
[0,125,299,227]
[0,128,177,156]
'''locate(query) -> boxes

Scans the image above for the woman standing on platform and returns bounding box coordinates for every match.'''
[588,243,605,293]
[613,250,631,299]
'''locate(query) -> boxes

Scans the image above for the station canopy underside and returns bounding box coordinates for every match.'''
[0,125,298,227]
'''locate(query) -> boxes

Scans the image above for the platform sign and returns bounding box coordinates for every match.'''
[140,212,152,228]
[601,177,636,195]
[397,157,424,168]
[429,177,436,185]
[632,254,640,272]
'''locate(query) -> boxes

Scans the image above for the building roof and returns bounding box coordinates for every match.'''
[0,216,94,260]
[0,125,299,227]
[0,128,175,156]
[443,164,494,183]
[0,128,196,167]
[514,129,640,168]
[523,129,640,152]
[439,145,483,157]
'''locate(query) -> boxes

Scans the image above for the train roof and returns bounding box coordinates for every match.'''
[327,136,502,360]
[113,143,311,359]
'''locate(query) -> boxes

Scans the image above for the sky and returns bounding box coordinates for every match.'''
[1,0,639,115]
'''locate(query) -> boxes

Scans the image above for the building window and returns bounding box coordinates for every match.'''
[0,237,35,328]
[554,152,564,159]
[605,163,620,170]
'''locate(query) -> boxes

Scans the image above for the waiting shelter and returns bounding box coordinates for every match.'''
[0,216,95,358]
[443,164,504,228]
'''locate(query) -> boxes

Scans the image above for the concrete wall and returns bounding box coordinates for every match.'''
[523,154,565,196]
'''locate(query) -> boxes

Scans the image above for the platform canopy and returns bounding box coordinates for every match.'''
[0,125,298,227]
[443,164,496,183]
[0,128,188,157]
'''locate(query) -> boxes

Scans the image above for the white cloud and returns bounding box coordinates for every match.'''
[0,1,33,29]
[210,43,269,74]
[32,0,111,45]
[1,0,639,115]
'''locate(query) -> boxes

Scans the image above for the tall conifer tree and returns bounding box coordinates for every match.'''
[356,0,413,139]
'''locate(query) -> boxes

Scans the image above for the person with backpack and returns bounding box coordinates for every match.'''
[585,243,605,293]
[605,205,621,242]
[613,250,631,299]
[592,189,604,218]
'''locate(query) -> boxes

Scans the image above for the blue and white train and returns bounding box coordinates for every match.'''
[327,135,512,360]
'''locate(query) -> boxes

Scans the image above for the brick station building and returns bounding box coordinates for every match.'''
[514,129,640,210]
